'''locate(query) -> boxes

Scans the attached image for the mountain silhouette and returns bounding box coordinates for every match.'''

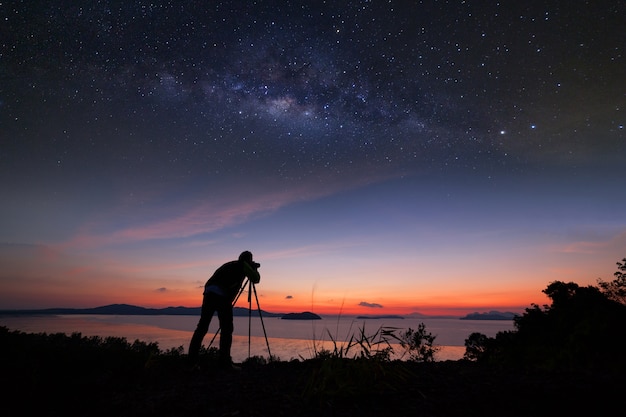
[0,303,283,317]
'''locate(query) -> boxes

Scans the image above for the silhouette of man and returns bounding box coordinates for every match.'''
[188,251,261,369]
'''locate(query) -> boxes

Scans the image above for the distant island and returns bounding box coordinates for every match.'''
[460,311,518,320]
[356,315,404,319]
[280,312,321,320]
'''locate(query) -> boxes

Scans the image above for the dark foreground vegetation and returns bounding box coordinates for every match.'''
[2,258,626,417]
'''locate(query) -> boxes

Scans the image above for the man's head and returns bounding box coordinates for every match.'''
[239,251,260,268]
[239,251,253,263]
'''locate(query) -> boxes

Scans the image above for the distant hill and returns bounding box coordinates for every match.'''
[405,311,429,318]
[0,303,284,318]
[460,311,518,320]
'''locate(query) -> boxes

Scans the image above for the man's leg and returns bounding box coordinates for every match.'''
[188,294,216,363]
[216,299,234,367]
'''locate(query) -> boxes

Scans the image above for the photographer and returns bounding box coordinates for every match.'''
[188,251,261,370]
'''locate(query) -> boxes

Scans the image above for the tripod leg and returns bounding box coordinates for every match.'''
[207,323,219,349]
[248,280,252,358]
[252,282,272,358]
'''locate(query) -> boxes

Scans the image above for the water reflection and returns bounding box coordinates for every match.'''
[0,314,513,362]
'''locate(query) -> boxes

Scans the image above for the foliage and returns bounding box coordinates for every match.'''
[0,327,163,378]
[398,323,440,362]
[597,257,626,304]
[463,332,489,361]
[242,354,281,367]
[464,330,515,363]
[302,324,414,404]
[309,320,441,363]
[311,323,397,361]
[0,326,190,415]
[463,257,626,373]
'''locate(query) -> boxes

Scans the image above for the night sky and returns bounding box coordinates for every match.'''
[1,1,625,315]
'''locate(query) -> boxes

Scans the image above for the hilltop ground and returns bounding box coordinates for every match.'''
[4,355,622,417]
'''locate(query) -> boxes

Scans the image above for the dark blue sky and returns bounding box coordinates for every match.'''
[1,1,624,313]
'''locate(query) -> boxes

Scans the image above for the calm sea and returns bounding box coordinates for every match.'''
[0,314,514,362]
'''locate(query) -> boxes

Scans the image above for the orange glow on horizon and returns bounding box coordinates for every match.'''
[134,292,544,317]
[0,268,552,316]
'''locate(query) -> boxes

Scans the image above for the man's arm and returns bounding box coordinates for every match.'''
[243,261,260,284]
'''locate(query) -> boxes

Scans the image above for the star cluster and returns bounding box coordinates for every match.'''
[3,1,622,192]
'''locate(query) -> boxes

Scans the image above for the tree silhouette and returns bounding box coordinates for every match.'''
[597,257,626,305]
[465,257,626,373]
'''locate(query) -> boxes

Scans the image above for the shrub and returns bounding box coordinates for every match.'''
[398,323,440,362]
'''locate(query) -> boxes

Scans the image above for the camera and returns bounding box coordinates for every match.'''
[251,262,260,269]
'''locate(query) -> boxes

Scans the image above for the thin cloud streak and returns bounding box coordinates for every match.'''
[56,187,312,250]
[57,175,393,251]
[556,229,626,255]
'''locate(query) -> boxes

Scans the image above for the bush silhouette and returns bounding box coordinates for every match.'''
[398,323,440,362]
[465,258,626,373]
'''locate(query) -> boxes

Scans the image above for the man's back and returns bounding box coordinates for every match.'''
[207,260,245,300]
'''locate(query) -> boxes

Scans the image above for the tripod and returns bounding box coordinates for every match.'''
[207,278,272,359]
